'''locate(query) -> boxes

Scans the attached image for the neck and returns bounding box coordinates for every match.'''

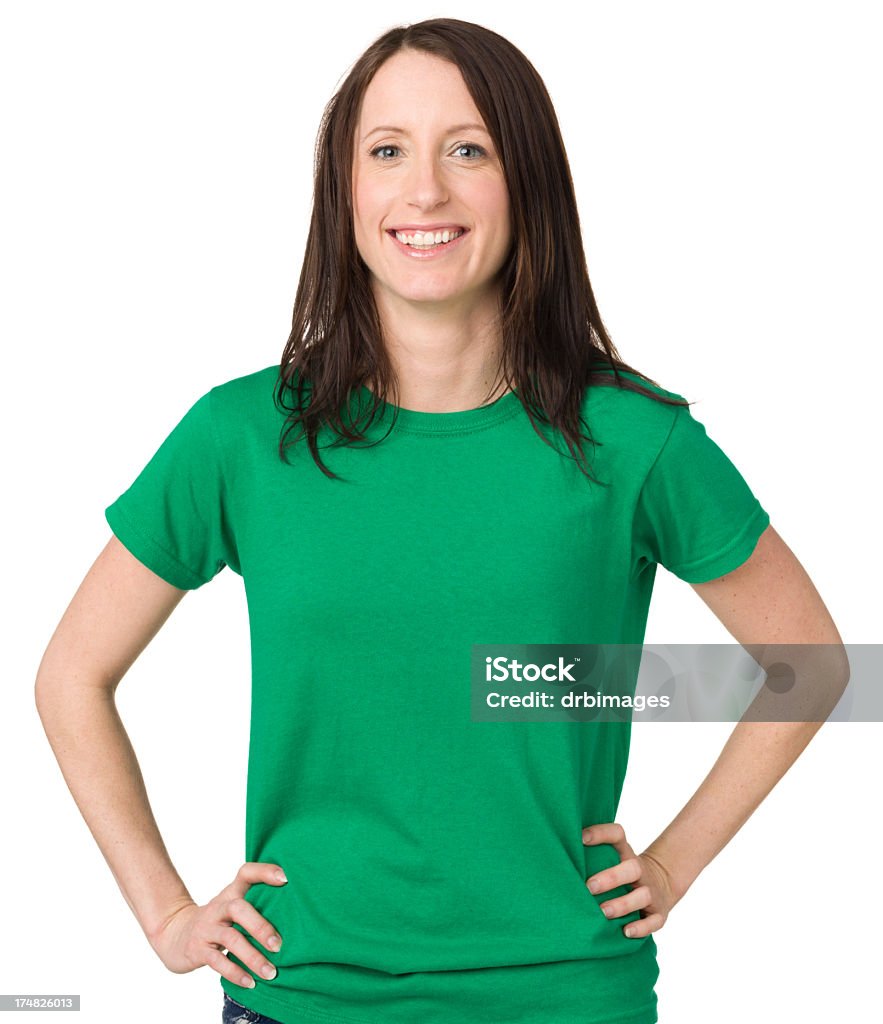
[367,285,510,413]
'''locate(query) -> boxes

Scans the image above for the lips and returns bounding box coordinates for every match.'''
[387,226,469,234]
[386,227,470,258]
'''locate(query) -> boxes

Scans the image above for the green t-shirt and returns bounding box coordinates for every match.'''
[105,364,770,1024]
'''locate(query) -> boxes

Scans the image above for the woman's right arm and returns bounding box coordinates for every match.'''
[34,535,286,990]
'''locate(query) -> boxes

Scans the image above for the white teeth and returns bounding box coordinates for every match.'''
[394,228,464,247]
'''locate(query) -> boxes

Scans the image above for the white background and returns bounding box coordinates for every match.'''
[3,1,880,1021]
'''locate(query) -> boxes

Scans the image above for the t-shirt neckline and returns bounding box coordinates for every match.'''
[353,384,523,436]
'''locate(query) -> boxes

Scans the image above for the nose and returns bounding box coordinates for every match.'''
[405,152,449,212]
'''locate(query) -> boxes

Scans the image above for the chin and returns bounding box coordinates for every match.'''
[404,293,467,307]
[390,282,464,304]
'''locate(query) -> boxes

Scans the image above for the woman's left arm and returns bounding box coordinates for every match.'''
[583,523,850,934]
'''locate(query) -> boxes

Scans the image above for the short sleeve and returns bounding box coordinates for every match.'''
[104,389,241,590]
[632,403,770,583]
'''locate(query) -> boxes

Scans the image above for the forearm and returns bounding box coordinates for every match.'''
[35,680,194,944]
[643,717,825,901]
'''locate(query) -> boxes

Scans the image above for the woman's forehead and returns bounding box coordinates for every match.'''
[357,51,484,132]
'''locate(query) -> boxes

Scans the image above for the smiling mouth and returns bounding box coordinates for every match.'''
[387,228,469,250]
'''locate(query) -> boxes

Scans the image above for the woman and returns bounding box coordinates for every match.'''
[35,17,848,1024]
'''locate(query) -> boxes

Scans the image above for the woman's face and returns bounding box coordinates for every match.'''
[351,49,513,316]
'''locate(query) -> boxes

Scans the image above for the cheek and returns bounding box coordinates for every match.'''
[475,183,511,237]
[353,184,387,244]
[351,192,376,252]
[489,200,513,255]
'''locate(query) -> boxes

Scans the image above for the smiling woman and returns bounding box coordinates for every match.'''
[351,51,512,332]
[275,17,683,436]
[35,15,847,1024]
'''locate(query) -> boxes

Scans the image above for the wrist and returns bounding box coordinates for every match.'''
[143,894,197,948]
[640,844,696,905]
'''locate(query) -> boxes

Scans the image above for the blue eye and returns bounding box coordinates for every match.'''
[368,143,487,161]
[370,145,400,160]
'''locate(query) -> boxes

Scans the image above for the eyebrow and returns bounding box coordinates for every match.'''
[361,122,490,143]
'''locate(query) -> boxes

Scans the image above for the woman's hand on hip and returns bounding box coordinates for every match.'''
[147,862,288,989]
[582,822,679,938]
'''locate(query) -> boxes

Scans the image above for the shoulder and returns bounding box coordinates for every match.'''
[201,364,281,427]
[581,368,688,459]
[190,365,283,459]
[585,367,686,407]
[209,363,280,405]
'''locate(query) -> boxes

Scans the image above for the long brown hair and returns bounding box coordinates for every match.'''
[275,17,688,481]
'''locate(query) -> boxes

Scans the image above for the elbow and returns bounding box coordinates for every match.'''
[827,642,851,699]
[813,642,851,719]
[34,670,63,723]
[34,669,52,716]
[34,667,117,724]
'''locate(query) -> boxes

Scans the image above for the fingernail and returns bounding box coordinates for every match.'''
[583,830,593,843]
[588,879,601,893]
[261,964,277,979]
[275,871,288,883]
[267,935,281,951]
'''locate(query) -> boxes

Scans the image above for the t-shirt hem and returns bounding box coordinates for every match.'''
[104,501,208,590]
[222,982,378,1024]
[221,980,658,1024]
[667,503,770,583]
